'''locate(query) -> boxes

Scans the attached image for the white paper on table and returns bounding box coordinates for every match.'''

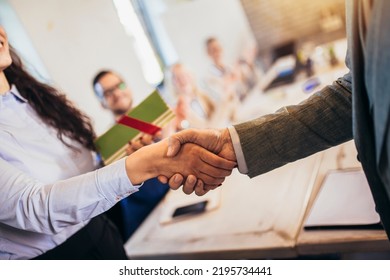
[304,169,380,228]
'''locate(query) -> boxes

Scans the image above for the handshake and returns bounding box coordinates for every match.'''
[125,128,237,196]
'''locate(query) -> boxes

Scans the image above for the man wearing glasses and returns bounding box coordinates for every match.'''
[93,70,134,121]
[92,70,168,241]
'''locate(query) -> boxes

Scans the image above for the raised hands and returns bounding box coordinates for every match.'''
[126,132,162,155]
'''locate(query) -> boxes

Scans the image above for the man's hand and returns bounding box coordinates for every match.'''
[167,128,236,160]
[158,128,237,193]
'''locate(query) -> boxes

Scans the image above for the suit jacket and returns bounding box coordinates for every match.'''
[234,0,390,239]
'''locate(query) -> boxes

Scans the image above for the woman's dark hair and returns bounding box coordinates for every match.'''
[4,46,96,151]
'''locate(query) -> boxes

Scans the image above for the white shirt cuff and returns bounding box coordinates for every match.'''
[96,157,142,204]
[227,126,248,174]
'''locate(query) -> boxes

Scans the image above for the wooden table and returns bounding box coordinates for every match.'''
[125,150,322,259]
[125,141,389,259]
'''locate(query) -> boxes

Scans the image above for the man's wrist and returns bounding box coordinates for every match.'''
[219,128,236,162]
[227,126,248,174]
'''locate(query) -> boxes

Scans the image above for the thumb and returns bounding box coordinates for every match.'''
[166,129,199,157]
[167,136,182,157]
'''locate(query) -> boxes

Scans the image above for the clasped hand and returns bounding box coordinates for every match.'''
[160,128,237,195]
[125,128,237,196]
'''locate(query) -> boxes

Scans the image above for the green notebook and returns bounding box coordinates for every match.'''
[95,90,175,165]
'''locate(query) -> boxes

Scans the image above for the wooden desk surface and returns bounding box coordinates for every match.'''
[125,152,322,259]
[125,141,389,260]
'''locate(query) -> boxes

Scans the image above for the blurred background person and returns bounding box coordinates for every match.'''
[170,63,238,130]
[92,70,169,241]
[205,37,253,103]
[170,63,217,130]
[93,70,133,122]
[203,37,242,106]
[236,42,263,96]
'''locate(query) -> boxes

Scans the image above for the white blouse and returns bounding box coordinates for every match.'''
[0,85,140,259]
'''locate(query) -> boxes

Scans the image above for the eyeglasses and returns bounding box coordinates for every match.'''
[103,82,127,98]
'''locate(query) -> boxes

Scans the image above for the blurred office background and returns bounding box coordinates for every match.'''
[3,0,390,260]
[0,0,346,134]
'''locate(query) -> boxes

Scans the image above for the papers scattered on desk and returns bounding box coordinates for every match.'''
[95,90,175,165]
[304,169,381,229]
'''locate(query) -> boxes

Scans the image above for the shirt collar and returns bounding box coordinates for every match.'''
[8,84,28,103]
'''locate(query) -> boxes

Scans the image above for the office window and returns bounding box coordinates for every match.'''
[112,0,164,86]
[131,0,179,68]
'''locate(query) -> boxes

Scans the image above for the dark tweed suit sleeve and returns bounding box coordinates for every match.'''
[234,73,353,178]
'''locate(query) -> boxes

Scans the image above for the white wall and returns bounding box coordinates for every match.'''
[5,0,254,134]
[8,0,153,135]
[0,0,51,82]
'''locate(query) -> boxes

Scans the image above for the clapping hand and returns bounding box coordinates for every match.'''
[126,132,162,155]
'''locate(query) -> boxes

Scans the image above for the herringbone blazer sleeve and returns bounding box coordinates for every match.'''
[234,74,354,178]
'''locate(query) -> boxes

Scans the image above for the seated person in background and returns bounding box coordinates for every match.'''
[170,63,218,130]
[0,28,235,259]
[236,42,263,96]
[92,70,169,241]
[203,37,244,104]
[92,70,133,122]
[205,37,259,103]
